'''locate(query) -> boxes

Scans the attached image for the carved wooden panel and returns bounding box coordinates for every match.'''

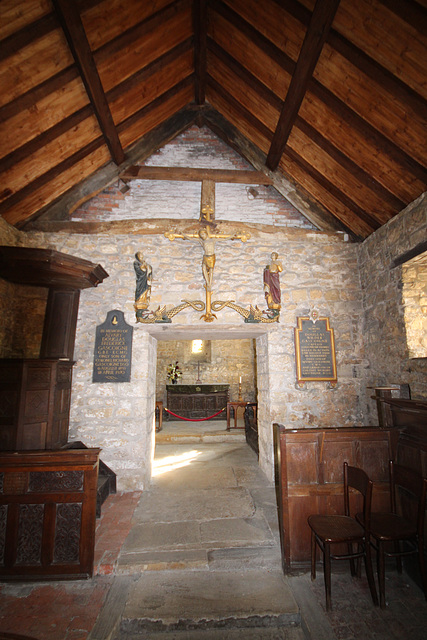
[16,504,44,565]
[28,470,84,493]
[0,448,99,580]
[0,359,74,451]
[54,503,82,564]
[167,385,229,420]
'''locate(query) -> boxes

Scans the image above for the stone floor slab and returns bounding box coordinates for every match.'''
[120,569,300,633]
[233,465,274,487]
[152,465,238,490]
[132,487,255,523]
[121,521,201,552]
[200,515,273,547]
[207,546,282,571]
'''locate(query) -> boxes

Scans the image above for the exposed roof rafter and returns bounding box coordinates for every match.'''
[194,0,208,105]
[1,0,425,238]
[266,0,341,171]
[52,0,125,165]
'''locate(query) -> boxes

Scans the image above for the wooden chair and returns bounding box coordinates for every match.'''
[357,460,427,608]
[308,462,378,611]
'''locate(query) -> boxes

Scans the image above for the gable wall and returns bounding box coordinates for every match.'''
[71,127,314,229]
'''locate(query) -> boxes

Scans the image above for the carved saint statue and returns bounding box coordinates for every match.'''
[263,252,283,310]
[134,251,152,310]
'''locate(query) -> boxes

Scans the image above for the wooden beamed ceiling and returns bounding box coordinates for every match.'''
[0,0,426,239]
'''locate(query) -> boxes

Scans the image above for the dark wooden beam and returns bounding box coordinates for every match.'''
[393,239,427,268]
[266,0,341,170]
[275,0,427,121]
[194,0,208,104]
[120,166,274,185]
[209,40,405,213]
[0,106,92,174]
[213,1,426,184]
[377,0,427,35]
[0,13,57,62]
[51,0,125,165]
[0,67,79,124]
[201,102,347,233]
[283,147,381,232]
[23,105,200,227]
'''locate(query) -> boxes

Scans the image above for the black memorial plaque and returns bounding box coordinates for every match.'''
[93,310,133,382]
[294,316,337,384]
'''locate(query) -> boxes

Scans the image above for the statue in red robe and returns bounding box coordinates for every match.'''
[263,252,283,310]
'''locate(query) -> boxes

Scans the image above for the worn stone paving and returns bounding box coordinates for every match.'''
[0,441,426,640]
[290,568,427,640]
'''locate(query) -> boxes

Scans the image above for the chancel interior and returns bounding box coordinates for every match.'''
[0,0,426,593]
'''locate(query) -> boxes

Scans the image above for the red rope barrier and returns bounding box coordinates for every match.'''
[164,407,226,421]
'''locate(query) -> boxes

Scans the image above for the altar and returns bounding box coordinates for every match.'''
[166,384,229,420]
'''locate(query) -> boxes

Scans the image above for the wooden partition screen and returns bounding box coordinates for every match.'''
[0,448,100,580]
[273,425,400,572]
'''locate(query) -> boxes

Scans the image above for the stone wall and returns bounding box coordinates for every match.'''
[0,219,47,358]
[358,192,427,404]
[156,339,256,405]
[72,126,314,230]
[13,221,362,489]
[402,252,427,359]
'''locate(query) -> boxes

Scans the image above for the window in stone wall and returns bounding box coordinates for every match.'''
[402,250,427,358]
[185,340,211,363]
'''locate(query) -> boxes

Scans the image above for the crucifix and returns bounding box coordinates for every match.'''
[165,180,250,321]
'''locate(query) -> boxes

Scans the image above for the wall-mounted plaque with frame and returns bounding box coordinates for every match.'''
[93,310,133,383]
[294,315,337,386]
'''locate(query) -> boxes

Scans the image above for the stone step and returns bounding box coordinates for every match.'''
[114,627,306,639]
[116,545,283,574]
[155,432,246,444]
[115,569,301,638]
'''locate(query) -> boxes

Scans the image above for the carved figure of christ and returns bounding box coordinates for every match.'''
[165,226,250,291]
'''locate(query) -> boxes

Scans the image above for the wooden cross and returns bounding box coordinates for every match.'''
[165,179,250,321]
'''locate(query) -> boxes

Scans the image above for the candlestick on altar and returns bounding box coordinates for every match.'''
[238,376,243,401]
